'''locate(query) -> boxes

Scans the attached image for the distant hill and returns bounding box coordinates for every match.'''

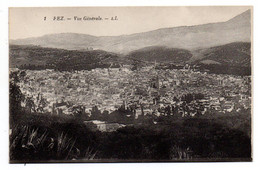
[188,42,251,76]
[196,42,251,67]
[9,45,120,70]
[10,42,251,76]
[10,10,251,54]
[127,46,192,64]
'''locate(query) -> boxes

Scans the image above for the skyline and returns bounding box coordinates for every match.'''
[9,6,251,40]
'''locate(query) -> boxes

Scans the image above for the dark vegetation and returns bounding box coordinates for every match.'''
[9,45,120,71]
[10,71,251,162]
[127,46,192,64]
[194,42,251,76]
[197,64,251,76]
[198,42,251,67]
[10,108,251,162]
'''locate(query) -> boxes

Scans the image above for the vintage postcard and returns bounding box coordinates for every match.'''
[9,6,252,163]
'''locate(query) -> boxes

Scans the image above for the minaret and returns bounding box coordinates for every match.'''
[154,75,159,89]
[154,60,160,89]
[154,60,157,68]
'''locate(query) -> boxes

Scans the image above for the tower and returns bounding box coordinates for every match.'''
[154,60,157,69]
[155,75,159,89]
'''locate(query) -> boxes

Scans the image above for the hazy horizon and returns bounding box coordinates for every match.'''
[9,6,251,40]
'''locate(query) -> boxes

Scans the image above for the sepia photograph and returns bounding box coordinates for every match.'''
[9,6,252,163]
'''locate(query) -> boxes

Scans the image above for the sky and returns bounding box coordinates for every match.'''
[9,6,251,39]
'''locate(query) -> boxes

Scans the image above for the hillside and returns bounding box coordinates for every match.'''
[197,42,251,67]
[127,46,192,64]
[10,10,251,54]
[188,42,251,76]
[9,45,120,70]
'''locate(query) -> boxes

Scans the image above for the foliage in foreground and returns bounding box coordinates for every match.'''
[10,123,96,161]
[9,111,251,162]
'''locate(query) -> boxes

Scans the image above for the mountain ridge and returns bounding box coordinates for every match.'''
[10,10,251,54]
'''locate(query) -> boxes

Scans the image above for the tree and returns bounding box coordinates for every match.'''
[182,94,193,103]
[25,97,36,113]
[90,106,101,119]
[9,71,24,126]
[165,105,171,116]
[37,97,48,113]
[72,105,86,118]
[19,70,26,81]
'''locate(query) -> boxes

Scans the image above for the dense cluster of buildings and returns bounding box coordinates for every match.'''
[16,64,251,119]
